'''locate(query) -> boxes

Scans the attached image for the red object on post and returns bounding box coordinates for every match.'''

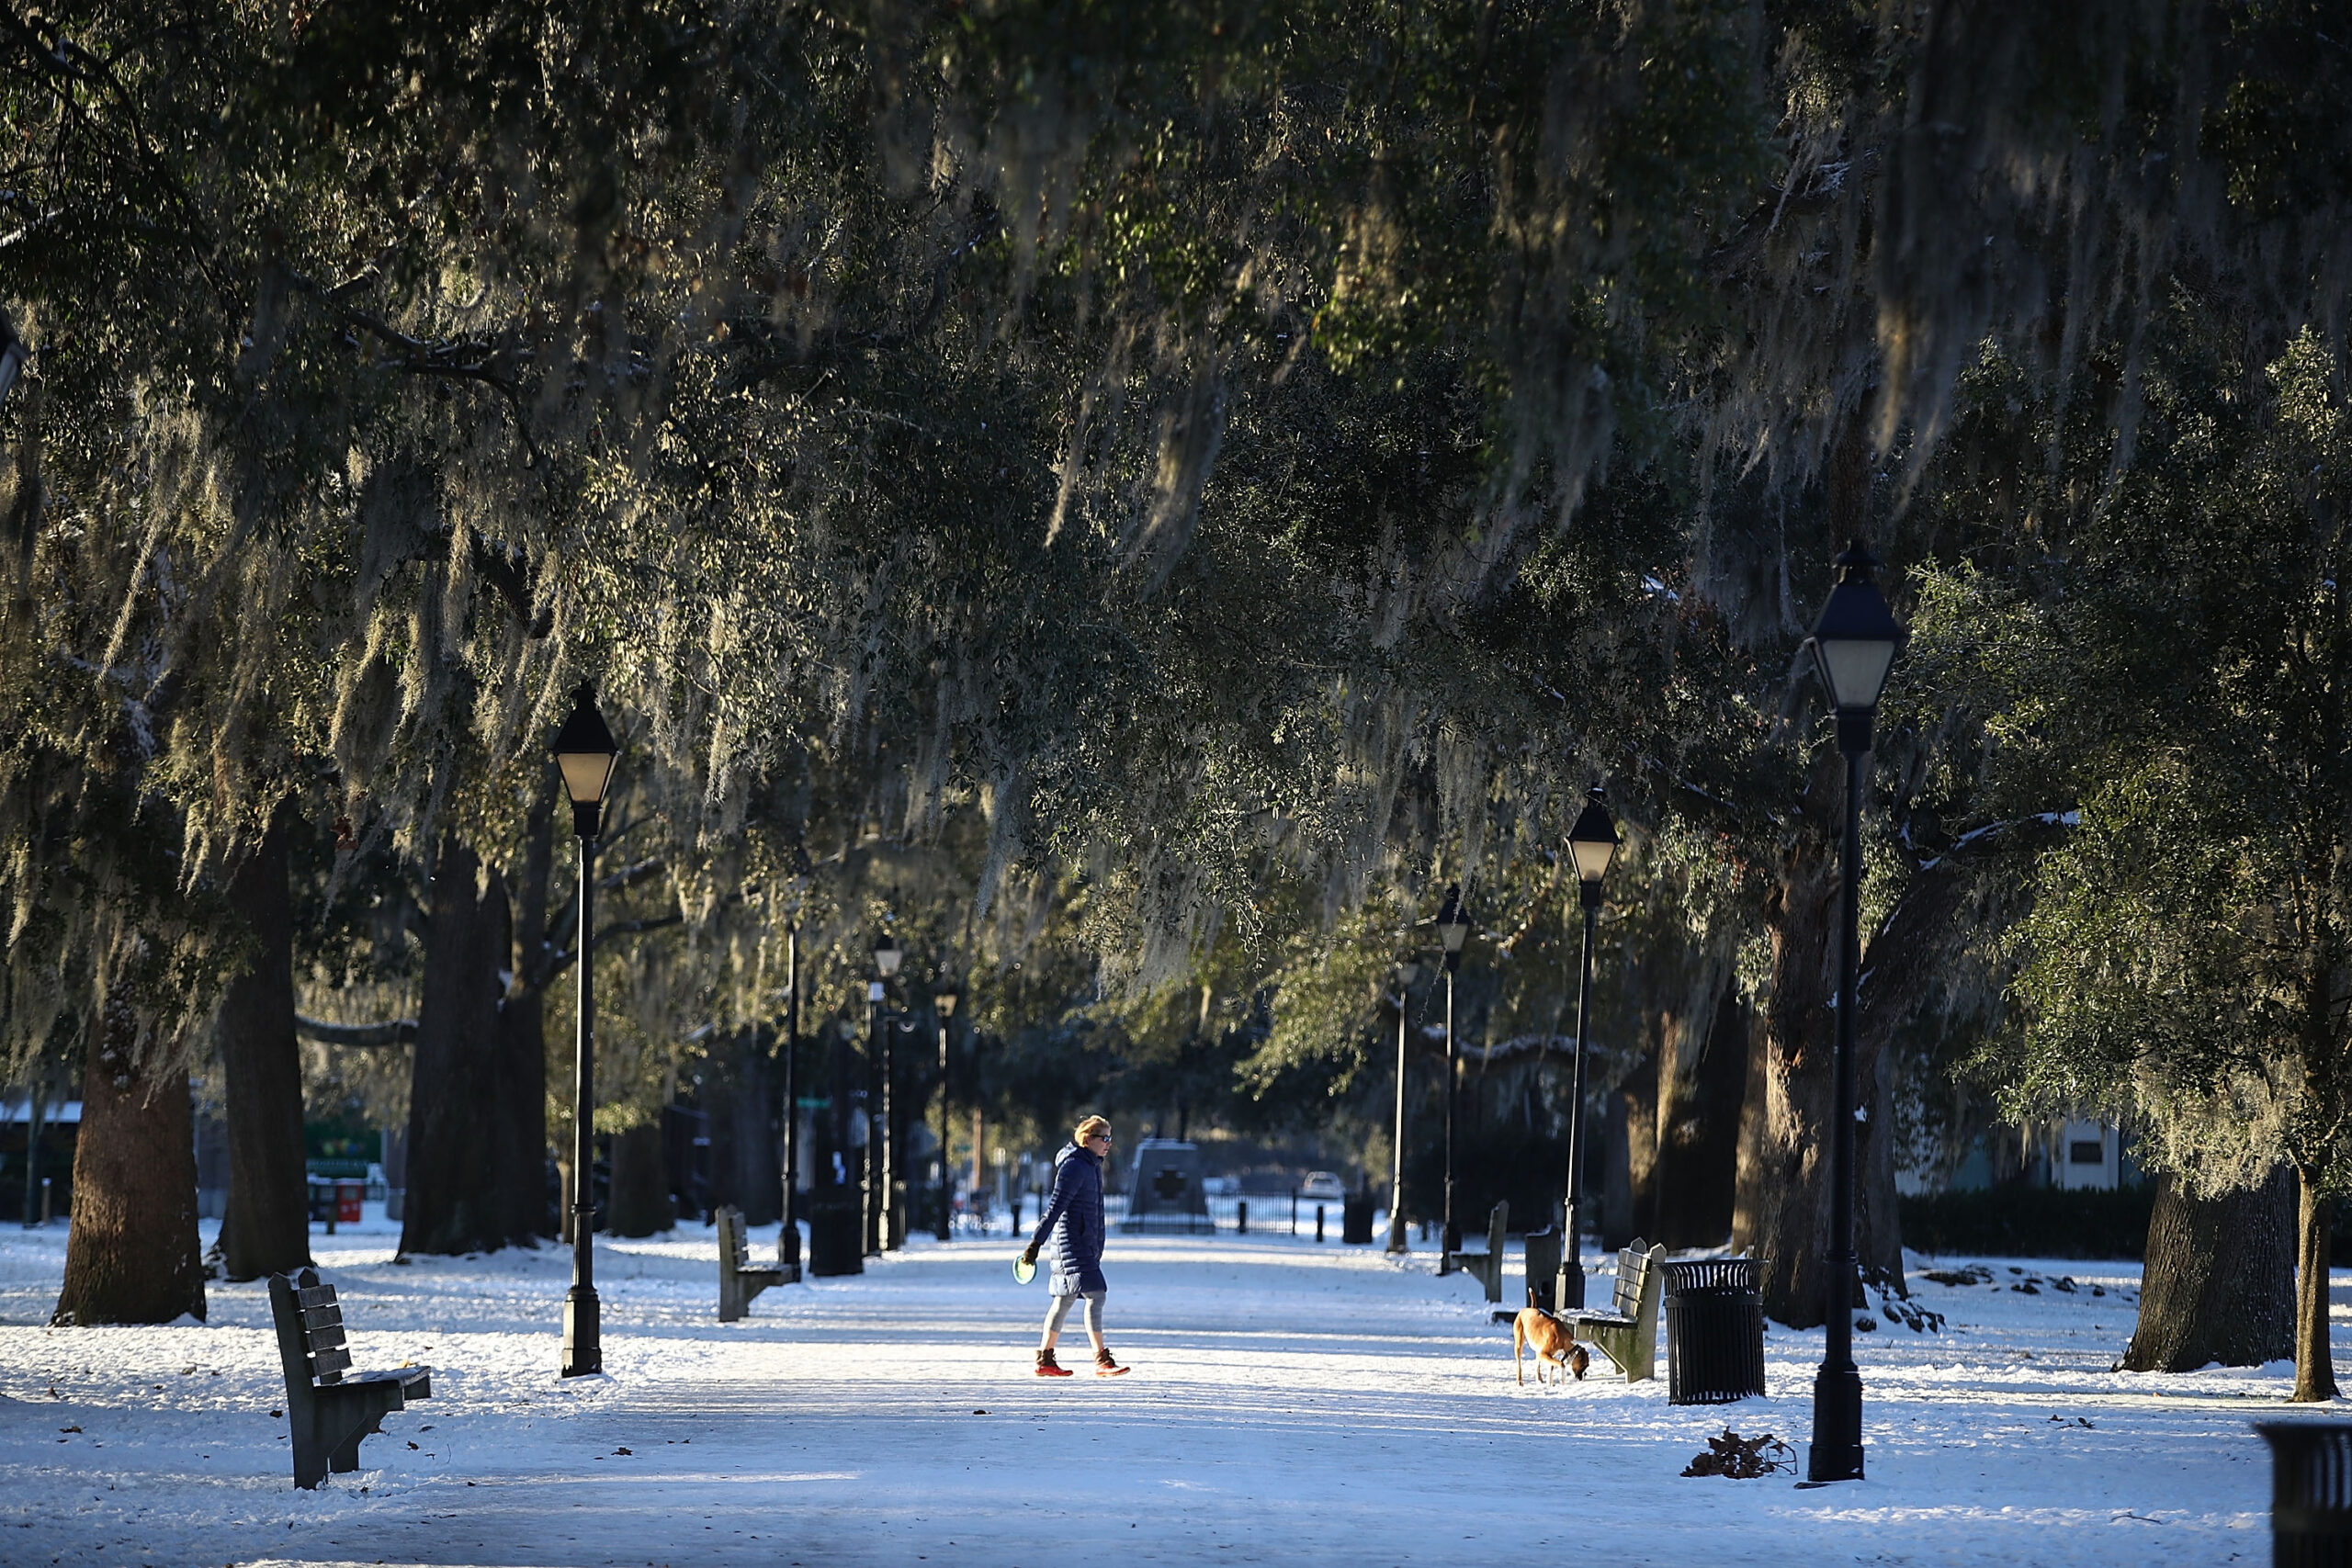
[336,1180,364,1224]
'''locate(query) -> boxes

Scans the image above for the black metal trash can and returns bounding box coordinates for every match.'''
[2258,1421,2352,1566]
[1664,1258,1766,1405]
[1341,1194,1375,1245]
[808,1199,864,1277]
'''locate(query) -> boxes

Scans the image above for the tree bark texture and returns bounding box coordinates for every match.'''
[399,832,517,1257]
[494,784,554,1245]
[2294,1166,2338,1402]
[2119,1167,2292,1372]
[705,1029,780,1226]
[606,1120,673,1237]
[53,1000,206,1325]
[1753,744,1905,1328]
[1654,976,1750,1250]
[215,812,312,1281]
[1616,1055,1659,1248]
[1731,1005,1769,1255]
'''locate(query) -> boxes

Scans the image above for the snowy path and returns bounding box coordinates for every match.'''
[0,1216,2324,1565]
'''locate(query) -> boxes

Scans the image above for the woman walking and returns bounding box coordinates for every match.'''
[1023,1115,1128,1376]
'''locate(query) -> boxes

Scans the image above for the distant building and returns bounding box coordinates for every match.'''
[2050,1117,2124,1191]
[1900,1116,2144,1195]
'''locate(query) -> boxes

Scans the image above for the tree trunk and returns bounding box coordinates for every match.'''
[1600,1081,1634,1248]
[1731,1004,1768,1254]
[2119,1167,2292,1372]
[54,1001,206,1325]
[494,986,548,1243]
[215,812,312,1281]
[606,1120,673,1236]
[495,782,555,1246]
[399,832,514,1257]
[1856,966,1905,1292]
[1753,743,1906,1327]
[1623,1053,1659,1240]
[1655,977,1749,1250]
[706,1028,780,1226]
[2293,1165,2338,1402]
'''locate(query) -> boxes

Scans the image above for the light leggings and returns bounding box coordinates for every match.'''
[1043,1289,1106,1343]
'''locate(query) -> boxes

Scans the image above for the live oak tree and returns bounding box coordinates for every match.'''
[17,0,2352,1331]
[1947,323,2352,1401]
[2119,1168,2294,1375]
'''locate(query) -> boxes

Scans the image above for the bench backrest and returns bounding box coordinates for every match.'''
[1611,1240,1655,1319]
[270,1268,353,1388]
[1486,1201,1510,1258]
[717,1205,751,1269]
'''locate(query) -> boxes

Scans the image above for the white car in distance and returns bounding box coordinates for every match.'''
[1297,1171,1347,1202]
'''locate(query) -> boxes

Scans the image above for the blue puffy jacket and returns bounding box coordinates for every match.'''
[1029,1141,1107,1294]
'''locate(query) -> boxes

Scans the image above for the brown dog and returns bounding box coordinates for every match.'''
[1512,1297,1590,1385]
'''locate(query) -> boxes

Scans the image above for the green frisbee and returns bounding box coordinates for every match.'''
[1012,1254,1036,1284]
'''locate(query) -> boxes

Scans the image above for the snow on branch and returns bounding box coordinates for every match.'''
[1912,809,2080,872]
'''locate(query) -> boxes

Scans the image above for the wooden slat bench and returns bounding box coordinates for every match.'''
[717,1204,788,1322]
[1571,1238,1668,1382]
[267,1269,430,1489]
[1446,1201,1510,1304]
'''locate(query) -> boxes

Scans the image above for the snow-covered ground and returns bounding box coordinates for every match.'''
[0,1209,2328,1566]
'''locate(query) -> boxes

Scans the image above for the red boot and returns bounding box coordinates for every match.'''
[1035,1348,1073,1378]
[1094,1347,1129,1377]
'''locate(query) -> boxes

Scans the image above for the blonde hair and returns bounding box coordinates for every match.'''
[1074,1115,1113,1144]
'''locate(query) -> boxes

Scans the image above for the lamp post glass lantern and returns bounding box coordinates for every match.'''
[1558,786,1618,1311]
[1386,957,1420,1254]
[933,987,958,1241]
[551,683,618,1378]
[1802,540,1902,1485]
[1435,886,1470,1259]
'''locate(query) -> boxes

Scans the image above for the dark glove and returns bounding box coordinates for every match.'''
[1022,1242,1040,1268]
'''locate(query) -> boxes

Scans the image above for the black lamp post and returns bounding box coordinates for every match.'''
[1435,886,1471,1262]
[777,924,801,1276]
[933,986,959,1242]
[1385,957,1420,1255]
[868,933,904,1254]
[1803,540,1903,1485]
[551,683,618,1379]
[1556,786,1620,1312]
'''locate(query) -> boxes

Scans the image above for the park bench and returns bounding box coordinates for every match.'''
[1446,1201,1510,1303]
[717,1204,788,1321]
[1489,1224,1566,1323]
[266,1269,430,1489]
[1571,1239,1668,1382]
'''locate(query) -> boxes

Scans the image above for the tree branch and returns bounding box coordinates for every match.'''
[295,1015,416,1048]
[537,905,707,985]
[1857,809,2079,1043]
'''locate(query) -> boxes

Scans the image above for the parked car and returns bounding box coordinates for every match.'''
[1298,1171,1347,1201]
[1202,1176,1239,1196]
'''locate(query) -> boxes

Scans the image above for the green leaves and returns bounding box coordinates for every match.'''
[1952,303,2352,1191]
